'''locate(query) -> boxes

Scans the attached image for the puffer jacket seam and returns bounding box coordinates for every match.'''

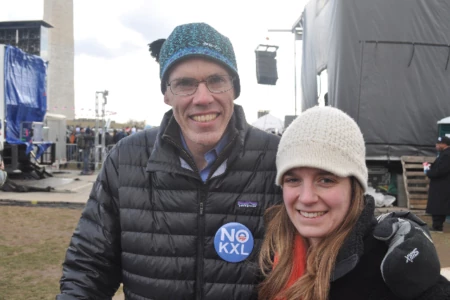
[119,186,195,191]
[146,161,278,172]
[123,268,258,287]
[121,231,198,236]
[119,210,276,217]
[121,276,156,300]
[122,251,194,258]
[118,142,153,147]
[123,269,195,283]
[119,162,157,167]
[122,231,265,238]
[68,245,119,268]
[121,225,267,235]
[83,197,118,221]
[79,215,115,237]
[71,231,106,255]
[239,148,278,152]
[123,290,152,300]
[118,190,279,198]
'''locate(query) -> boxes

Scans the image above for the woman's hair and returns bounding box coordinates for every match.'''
[258,177,365,300]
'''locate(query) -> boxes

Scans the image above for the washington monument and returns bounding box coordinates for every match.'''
[44,0,75,120]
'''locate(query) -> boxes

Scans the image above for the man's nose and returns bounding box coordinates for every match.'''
[192,82,213,105]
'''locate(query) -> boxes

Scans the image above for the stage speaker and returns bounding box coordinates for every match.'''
[255,45,278,85]
[284,115,297,129]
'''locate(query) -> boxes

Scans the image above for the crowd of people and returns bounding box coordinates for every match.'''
[65,125,150,174]
[66,125,148,147]
[55,22,450,300]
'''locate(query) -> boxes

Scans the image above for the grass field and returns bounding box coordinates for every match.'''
[0,205,125,300]
[0,205,448,299]
[0,205,81,299]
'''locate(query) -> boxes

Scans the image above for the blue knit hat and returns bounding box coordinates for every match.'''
[158,23,240,98]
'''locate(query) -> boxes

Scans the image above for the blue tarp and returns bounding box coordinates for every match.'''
[4,45,50,157]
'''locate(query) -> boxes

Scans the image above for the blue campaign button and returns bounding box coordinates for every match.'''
[214,222,254,263]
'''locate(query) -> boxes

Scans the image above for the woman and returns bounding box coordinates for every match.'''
[259,106,450,300]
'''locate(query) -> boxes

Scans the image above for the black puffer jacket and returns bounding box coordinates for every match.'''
[57,105,282,300]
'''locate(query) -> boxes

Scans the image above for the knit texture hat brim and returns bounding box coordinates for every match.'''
[276,140,368,191]
[159,51,240,97]
[275,106,368,192]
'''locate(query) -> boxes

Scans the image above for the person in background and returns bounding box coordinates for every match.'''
[117,128,127,142]
[104,130,114,146]
[79,127,94,175]
[259,106,449,300]
[425,136,450,233]
[112,129,118,144]
[57,23,441,300]
[75,127,84,169]
[68,129,77,144]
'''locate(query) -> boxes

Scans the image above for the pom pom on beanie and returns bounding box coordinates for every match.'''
[148,39,166,63]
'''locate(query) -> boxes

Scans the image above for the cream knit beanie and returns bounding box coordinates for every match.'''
[275,106,368,191]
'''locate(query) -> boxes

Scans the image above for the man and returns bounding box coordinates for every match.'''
[78,127,94,175]
[426,136,450,232]
[75,127,84,169]
[57,23,441,300]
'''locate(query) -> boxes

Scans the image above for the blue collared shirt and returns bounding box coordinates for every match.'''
[180,132,228,182]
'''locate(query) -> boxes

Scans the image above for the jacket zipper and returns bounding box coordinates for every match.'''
[206,132,238,181]
[163,136,211,299]
[196,188,207,299]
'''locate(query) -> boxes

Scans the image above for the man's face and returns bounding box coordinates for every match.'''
[436,142,445,151]
[164,58,235,152]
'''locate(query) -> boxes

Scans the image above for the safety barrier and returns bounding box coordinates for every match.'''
[65,144,115,169]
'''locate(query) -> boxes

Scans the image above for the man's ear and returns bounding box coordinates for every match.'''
[164,93,171,106]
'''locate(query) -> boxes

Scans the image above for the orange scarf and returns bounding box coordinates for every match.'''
[274,234,307,293]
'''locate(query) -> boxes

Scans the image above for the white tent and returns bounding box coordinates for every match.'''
[437,116,450,124]
[252,114,284,133]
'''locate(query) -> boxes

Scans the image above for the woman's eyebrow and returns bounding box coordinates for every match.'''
[284,170,295,177]
[317,171,335,176]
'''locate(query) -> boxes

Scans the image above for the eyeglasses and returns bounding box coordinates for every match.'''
[167,75,235,96]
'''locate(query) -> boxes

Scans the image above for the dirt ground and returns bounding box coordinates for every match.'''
[0,205,448,300]
[419,215,450,267]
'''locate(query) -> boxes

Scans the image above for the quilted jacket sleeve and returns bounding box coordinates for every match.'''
[57,146,122,299]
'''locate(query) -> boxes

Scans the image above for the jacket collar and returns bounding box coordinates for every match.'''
[331,196,376,281]
[146,104,248,179]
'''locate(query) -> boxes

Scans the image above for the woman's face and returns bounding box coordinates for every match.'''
[282,167,352,247]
